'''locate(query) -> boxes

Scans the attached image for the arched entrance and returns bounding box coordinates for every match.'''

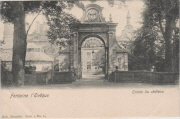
[81,36,106,78]
[71,4,126,79]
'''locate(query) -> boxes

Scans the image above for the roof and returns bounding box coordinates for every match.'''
[26,52,53,62]
[27,43,42,49]
[1,52,53,62]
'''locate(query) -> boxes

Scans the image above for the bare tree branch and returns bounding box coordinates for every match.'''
[26,8,42,35]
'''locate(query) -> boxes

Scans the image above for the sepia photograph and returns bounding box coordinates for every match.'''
[0,0,179,118]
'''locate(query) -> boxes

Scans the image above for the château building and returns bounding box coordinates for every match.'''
[1,23,53,71]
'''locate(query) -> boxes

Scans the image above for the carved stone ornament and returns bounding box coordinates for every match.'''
[81,4,106,23]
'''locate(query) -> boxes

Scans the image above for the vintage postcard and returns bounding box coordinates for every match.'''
[0,0,179,118]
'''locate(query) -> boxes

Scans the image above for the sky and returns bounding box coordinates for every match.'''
[0,0,144,40]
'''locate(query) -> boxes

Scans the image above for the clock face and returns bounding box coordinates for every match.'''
[87,9,99,21]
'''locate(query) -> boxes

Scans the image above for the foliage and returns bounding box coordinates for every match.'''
[130,31,162,71]
[0,1,42,23]
[130,0,179,72]
[92,49,106,73]
[44,10,80,45]
[0,1,66,22]
[129,28,157,70]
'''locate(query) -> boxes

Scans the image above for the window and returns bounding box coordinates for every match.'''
[87,65,91,70]
[87,62,91,70]
[87,52,91,59]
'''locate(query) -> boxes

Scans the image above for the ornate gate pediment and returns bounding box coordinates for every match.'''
[81,4,106,23]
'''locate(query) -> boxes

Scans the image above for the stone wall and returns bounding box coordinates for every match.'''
[111,71,179,84]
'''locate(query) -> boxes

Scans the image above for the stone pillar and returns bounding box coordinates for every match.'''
[77,47,82,79]
[108,31,115,75]
[105,47,108,79]
[107,23,118,76]
[73,32,79,78]
[69,36,73,71]
[69,50,73,71]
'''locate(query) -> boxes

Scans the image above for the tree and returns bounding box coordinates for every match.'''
[130,28,158,70]
[0,1,64,85]
[1,2,40,85]
[131,0,179,72]
[141,0,179,72]
[171,28,179,72]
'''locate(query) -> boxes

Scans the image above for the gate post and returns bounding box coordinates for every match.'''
[72,32,79,79]
[105,47,109,79]
[77,47,82,79]
[107,31,115,76]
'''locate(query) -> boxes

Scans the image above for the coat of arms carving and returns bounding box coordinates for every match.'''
[81,4,106,22]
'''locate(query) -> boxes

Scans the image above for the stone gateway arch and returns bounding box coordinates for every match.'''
[71,4,128,79]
